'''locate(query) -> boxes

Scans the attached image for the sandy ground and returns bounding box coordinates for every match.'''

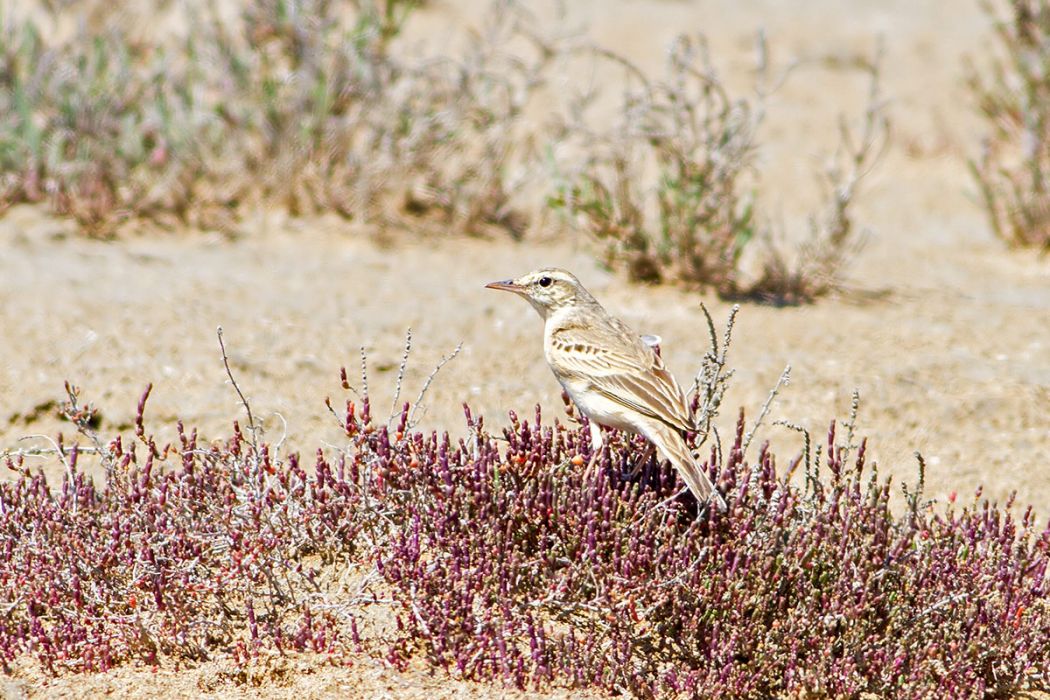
[1,0,1049,696]
[3,656,606,699]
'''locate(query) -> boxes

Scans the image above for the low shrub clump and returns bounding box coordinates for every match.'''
[970,0,1050,249]
[0,0,540,237]
[548,37,888,302]
[547,36,761,292]
[1,372,1047,697]
[0,384,356,670]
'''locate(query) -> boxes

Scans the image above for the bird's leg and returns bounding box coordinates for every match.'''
[585,420,604,475]
[588,420,604,451]
[629,441,655,480]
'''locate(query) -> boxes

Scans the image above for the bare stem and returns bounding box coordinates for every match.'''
[217,326,259,453]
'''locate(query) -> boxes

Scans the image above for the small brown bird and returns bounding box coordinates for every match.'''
[486,267,725,509]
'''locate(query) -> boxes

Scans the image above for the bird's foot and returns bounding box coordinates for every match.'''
[626,442,655,481]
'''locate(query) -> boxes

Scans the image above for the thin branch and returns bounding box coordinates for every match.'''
[217,326,258,452]
[359,347,370,402]
[690,303,739,449]
[838,389,861,464]
[742,364,791,456]
[389,328,412,426]
[408,342,463,428]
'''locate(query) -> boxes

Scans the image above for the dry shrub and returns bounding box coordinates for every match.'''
[548,36,761,292]
[548,36,888,303]
[969,0,1050,250]
[753,53,889,303]
[0,17,195,234]
[0,0,539,236]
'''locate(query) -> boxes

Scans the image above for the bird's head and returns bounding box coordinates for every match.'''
[485,267,592,319]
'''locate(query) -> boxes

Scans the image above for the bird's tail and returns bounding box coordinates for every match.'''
[647,422,727,512]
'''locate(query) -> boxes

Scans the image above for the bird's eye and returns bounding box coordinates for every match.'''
[538,276,552,287]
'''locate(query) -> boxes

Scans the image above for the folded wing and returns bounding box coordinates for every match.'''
[549,322,694,433]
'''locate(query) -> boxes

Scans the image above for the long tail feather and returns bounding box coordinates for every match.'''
[647,422,727,511]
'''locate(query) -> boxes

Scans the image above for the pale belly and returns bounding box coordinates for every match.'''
[558,375,641,435]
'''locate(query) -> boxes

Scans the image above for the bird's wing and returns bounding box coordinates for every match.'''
[549,320,694,433]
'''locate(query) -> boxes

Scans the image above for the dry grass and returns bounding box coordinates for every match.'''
[969,0,1050,250]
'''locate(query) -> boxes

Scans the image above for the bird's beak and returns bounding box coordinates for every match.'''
[485,279,525,294]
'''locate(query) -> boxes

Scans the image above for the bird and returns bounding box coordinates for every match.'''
[486,267,725,510]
